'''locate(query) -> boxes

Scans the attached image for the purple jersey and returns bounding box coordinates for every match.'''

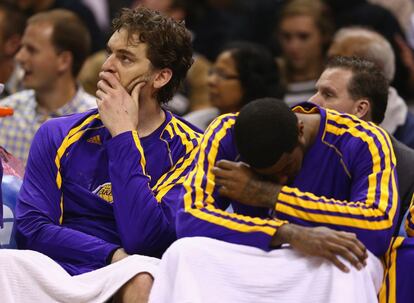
[380,236,414,303]
[406,205,414,236]
[16,108,201,275]
[177,103,399,257]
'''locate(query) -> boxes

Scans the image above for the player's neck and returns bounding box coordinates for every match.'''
[137,97,165,137]
[298,113,321,151]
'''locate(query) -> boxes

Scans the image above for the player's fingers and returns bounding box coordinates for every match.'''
[327,252,350,273]
[99,71,120,89]
[336,232,367,262]
[330,243,363,271]
[212,166,234,178]
[96,89,106,101]
[216,160,239,170]
[131,82,146,104]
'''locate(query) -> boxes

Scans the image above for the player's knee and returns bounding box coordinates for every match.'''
[114,272,154,303]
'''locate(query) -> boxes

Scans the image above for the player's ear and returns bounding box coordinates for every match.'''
[297,119,305,143]
[153,68,172,89]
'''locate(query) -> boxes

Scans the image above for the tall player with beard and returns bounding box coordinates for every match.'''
[12,7,200,303]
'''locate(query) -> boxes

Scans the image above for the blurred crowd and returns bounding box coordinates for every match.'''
[0,2,413,302]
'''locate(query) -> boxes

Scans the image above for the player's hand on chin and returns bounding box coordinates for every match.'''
[96,71,146,137]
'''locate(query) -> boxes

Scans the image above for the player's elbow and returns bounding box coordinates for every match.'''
[120,226,176,256]
[362,229,394,257]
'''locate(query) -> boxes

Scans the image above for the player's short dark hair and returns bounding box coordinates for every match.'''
[326,56,389,124]
[235,98,298,169]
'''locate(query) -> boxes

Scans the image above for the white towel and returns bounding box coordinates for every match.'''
[149,237,383,303]
[0,249,159,303]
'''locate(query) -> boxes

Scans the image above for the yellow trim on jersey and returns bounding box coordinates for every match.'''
[379,237,404,303]
[194,115,235,207]
[277,164,397,230]
[204,204,283,227]
[183,161,198,208]
[276,197,393,230]
[406,201,414,236]
[275,112,398,230]
[163,123,174,139]
[54,113,100,188]
[59,196,64,225]
[132,130,148,176]
[182,113,286,235]
[54,113,101,224]
[205,119,236,197]
[154,146,199,202]
[326,123,379,207]
[327,112,397,222]
[292,105,320,114]
[170,119,192,154]
[173,118,200,140]
[152,117,200,191]
[278,180,396,223]
[186,207,278,236]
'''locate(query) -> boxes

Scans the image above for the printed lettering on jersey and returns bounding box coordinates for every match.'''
[93,182,113,203]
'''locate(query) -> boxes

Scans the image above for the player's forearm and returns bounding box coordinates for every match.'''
[176,207,283,251]
[270,223,294,247]
[16,217,119,275]
[274,188,397,256]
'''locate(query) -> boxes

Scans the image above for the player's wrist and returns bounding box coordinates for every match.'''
[109,126,136,137]
[258,181,280,209]
[111,248,129,263]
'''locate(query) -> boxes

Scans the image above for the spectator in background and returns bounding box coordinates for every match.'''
[276,0,333,106]
[325,0,414,100]
[81,0,111,34]
[0,2,26,98]
[133,0,186,21]
[184,41,284,130]
[14,0,104,53]
[0,9,95,164]
[367,0,414,38]
[328,27,414,149]
[180,0,282,62]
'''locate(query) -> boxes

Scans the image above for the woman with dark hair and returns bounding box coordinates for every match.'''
[184,41,284,130]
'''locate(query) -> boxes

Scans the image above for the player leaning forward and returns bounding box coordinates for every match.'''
[150,99,399,303]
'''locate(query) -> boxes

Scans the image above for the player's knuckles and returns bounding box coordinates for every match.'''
[343,241,360,253]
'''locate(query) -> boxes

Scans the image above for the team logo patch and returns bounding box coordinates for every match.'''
[93,183,113,203]
[87,135,102,145]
